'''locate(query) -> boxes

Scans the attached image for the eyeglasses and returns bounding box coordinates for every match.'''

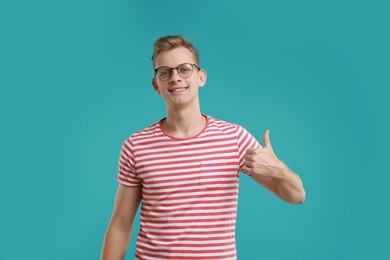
[154,63,201,81]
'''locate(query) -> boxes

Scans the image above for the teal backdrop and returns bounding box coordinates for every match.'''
[1,0,389,259]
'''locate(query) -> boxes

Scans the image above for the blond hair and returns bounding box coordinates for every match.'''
[151,35,200,67]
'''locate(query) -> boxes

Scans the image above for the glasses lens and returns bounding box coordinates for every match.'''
[157,67,170,80]
[178,64,193,78]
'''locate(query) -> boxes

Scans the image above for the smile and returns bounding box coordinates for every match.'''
[168,87,188,92]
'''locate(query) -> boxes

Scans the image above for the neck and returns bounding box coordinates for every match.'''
[162,106,206,138]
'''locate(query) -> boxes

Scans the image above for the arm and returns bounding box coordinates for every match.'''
[101,184,142,260]
[242,130,305,204]
[250,162,305,204]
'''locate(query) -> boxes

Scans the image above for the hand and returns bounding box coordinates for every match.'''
[242,130,285,178]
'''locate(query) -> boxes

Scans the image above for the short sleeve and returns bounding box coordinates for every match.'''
[235,125,261,174]
[116,137,142,187]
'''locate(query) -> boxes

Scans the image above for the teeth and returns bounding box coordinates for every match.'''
[170,88,186,92]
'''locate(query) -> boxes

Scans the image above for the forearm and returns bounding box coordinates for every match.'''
[101,221,132,260]
[273,162,305,204]
[102,185,142,259]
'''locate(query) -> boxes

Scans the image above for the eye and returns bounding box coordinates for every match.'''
[158,68,170,76]
[179,65,192,73]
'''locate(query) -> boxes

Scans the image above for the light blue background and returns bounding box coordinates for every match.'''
[1,0,389,259]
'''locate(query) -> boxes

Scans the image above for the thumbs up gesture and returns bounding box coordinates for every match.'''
[242,130,285,178]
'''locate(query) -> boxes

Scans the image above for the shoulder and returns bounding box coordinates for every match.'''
[207,115,243,131]
[123,120,163,145]
[205,115,257,144]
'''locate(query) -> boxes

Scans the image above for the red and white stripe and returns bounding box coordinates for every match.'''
[117,115,260,260]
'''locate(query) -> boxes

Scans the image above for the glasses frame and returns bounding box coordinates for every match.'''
[154,63,201,81]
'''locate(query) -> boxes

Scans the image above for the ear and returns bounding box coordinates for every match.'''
[152,78,160,94]
[198,69,207,88]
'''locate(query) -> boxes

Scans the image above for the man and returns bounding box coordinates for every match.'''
[101,35,305,260]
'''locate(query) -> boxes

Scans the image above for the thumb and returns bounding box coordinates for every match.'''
[263,130,272,149]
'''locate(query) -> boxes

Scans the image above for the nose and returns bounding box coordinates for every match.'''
[169,68,182,83]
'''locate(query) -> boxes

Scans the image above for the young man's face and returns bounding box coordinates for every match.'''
[152,47,206,109]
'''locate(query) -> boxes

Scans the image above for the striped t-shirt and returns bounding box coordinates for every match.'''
[117,115,260,260]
